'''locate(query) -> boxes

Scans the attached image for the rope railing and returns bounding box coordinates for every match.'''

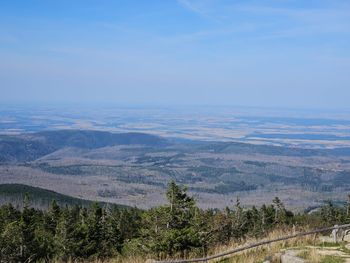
[153,223,350,263]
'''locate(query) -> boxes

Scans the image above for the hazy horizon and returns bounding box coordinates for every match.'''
[1,102,350,114]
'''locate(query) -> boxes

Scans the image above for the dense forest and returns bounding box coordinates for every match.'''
[0,181,349,262]
[0,184,129,210]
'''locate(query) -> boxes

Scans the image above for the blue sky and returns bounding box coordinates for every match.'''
[0,0,349,109]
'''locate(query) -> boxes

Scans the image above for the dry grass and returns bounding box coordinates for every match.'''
[206,228,318,263]
[49,257,148,263]
[298,248,324,262]
[307,249,324,263]
[108,257,148,263]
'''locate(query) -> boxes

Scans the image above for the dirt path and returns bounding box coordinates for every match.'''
[282,244,350,263]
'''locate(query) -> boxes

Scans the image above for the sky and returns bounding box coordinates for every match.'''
[0,0,349,109]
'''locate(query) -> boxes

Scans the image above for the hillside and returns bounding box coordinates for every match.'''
[0,184,128,209]
[0,130,167,163]
[1,130,350,209]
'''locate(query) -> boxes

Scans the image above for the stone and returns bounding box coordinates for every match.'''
[281,250,306,263]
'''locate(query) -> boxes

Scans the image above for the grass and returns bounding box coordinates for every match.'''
[298,249,310,259]
[297,248,324,262]
[206,228,317,263]
[48,257,148,263]
[319,242,344,248]
[320,255,346,263]
[209,229,350,263]
[296,244,350,263]
[339,244,350,254]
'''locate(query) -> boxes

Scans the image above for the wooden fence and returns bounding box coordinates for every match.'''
[153,223,350,263]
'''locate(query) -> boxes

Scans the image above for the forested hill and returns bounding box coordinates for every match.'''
[1,129,350,164]
[1,130,350,209]
[0,184,129,210]
[0,130,167,162]
[35,130,167,148]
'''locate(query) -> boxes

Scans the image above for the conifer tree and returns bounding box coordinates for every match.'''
[0,221,23,262]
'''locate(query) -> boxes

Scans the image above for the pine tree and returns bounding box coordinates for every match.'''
[321,201,341,225]
[273,197,287,225]
[20,197,42,262]
[0,221,23,262]
[230,198,247,240]
[141,181,202,258]
[45,200,61,235]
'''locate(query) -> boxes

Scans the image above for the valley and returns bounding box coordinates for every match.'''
[1,129,350,210]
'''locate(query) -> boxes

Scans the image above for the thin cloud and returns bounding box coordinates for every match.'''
[177,0,209,17]
[177,0,226,21]
[154,23,260,45]
[214,2,350,39]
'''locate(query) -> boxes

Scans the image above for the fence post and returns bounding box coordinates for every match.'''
[332,225,339,243]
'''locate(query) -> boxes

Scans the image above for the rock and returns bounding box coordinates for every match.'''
[343,229,350,242]
[344,234,350,242]
[319,235,335,243]
[281,250,306,263]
